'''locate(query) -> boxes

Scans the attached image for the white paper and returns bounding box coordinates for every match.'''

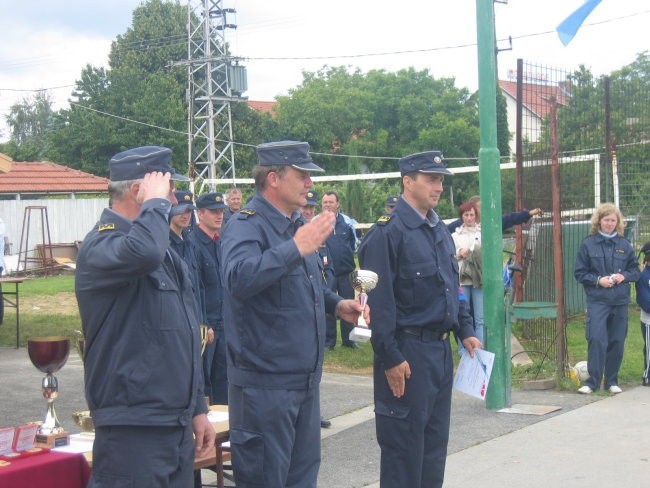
[207,410,229,423]
[453,349,495,400]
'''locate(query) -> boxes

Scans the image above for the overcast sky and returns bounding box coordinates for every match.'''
[1,0,648,142]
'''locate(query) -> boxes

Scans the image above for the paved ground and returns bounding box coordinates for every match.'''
[2,345,648,487]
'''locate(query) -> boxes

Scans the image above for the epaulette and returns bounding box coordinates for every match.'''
[376,214,393,226]
[238,209,256,219]
[97,223,116,232]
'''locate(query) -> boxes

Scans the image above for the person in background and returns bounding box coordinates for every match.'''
[635,241,650,386]
[75,146,214,487]
[385,195,398,213]
[223,187,243,225]
[322,190,359,349]
[447,195,542,234]
[300,189,335,429]
[574,202,640,394]
[221,140,367,487]
[169,190,204,319]
[191,192,228,405]
[358,150,480,488]
[452,200,484,349]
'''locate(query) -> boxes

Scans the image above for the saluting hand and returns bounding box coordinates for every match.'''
[385,360,411,398]
[136,171,173,204]
[294,210,335,256]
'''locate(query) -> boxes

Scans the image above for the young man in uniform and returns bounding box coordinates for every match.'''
[75,146,215,487]
[191,192,228,405]
[358,150,481,488]
[221,140,368,487]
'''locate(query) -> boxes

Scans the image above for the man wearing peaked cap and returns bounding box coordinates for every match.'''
[75,146,214,487]
[256,140,325,172]
[109,145,190,182]
[385,195,399,213]
[220,140,368,487]
[358,150,480,488]
[191,192,229,406]
[398,150,452,176]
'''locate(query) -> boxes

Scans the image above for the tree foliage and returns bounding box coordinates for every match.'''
[3,91,55,161]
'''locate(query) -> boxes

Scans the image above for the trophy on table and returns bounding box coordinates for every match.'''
[27,336,71,448]
[348,270,378,343]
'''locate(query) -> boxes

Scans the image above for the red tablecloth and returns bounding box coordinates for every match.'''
[0,450,90,488]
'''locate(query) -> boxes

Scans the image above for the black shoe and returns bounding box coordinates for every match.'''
[320,417,331,428]
[342,342,359,350]
[643,377,650,386]
[325,343,336,350]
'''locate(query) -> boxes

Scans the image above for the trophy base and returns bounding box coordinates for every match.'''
[349,327,372,343]
[35,431,70,448]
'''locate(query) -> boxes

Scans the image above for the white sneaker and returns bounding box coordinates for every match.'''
[577,385,593,394]
[609,385,623,394]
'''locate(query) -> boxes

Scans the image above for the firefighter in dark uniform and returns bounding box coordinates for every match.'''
[169,190,205,322]
[358,150,481,488]
[191,192,228,405]
[300,189,335,429]
[75,146,215,487]
[385,194,398,213]
[221,140,368,488]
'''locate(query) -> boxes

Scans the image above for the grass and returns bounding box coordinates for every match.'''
[2,276,647,392]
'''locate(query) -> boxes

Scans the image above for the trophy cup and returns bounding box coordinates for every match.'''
[349,270,378,342]
[27,336,71,448]
[71,331,95,434]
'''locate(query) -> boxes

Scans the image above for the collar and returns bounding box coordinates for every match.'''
[253,193,304,235]
[395,196,440,229]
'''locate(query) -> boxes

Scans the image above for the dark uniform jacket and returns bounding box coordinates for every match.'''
[326,213,356,277]
[574,233,640,305]
[190,225,224,329]
[221,193,342,389]
[75,199,207,428]
[169,229,206,324]
[637,266,650,314]
[358,198,475,370]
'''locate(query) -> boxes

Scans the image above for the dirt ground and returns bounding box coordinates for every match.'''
[20,292,80,315]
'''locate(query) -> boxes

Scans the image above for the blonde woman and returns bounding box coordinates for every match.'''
[574,203,640,394]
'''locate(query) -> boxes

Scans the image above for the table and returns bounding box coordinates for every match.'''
[0,450,90,488]
[0,277,29,348]
[72,405,230,487]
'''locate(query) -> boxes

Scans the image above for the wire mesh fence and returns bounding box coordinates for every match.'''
[508,58,650,374]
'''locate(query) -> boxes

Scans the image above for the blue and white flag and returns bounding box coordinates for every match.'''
[556,0,603,46]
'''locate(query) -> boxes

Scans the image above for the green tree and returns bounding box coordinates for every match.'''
[3,91,54,161]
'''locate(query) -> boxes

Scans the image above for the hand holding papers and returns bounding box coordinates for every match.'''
[453,349,495,400]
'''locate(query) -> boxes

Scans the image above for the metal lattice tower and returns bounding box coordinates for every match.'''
[186,0,247,193]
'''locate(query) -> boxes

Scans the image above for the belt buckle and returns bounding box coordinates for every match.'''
[439,331,449,341]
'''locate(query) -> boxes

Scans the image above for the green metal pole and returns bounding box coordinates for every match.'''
[476,0,508,409]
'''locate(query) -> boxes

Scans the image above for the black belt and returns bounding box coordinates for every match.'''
[399,327,449,341]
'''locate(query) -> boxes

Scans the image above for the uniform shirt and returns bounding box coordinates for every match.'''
[574,233,640,305]
[75,199,207,427]
[636,266,650,322]
[221,192,342,389]
[358,197,475,370]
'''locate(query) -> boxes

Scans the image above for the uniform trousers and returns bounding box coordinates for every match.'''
[374,331,453,488]
[584,301,629,389]
[89,424,194,488]
[641,321,650,381]
[203,326,228,405]
[228,383,321,488]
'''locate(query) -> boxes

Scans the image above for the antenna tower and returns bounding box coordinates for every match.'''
[186,0,247,192]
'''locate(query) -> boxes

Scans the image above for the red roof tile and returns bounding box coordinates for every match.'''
[248,100,277,116]
[499,80,570,119]
[0,161,108,194]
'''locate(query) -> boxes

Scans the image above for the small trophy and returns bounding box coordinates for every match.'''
[27,336,71,448]
[349,270,378,342]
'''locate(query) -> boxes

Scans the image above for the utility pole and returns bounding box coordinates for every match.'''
[476,0,508,409]
[184,0,247,193]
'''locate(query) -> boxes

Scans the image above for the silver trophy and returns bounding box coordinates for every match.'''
[349,270,378,342]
